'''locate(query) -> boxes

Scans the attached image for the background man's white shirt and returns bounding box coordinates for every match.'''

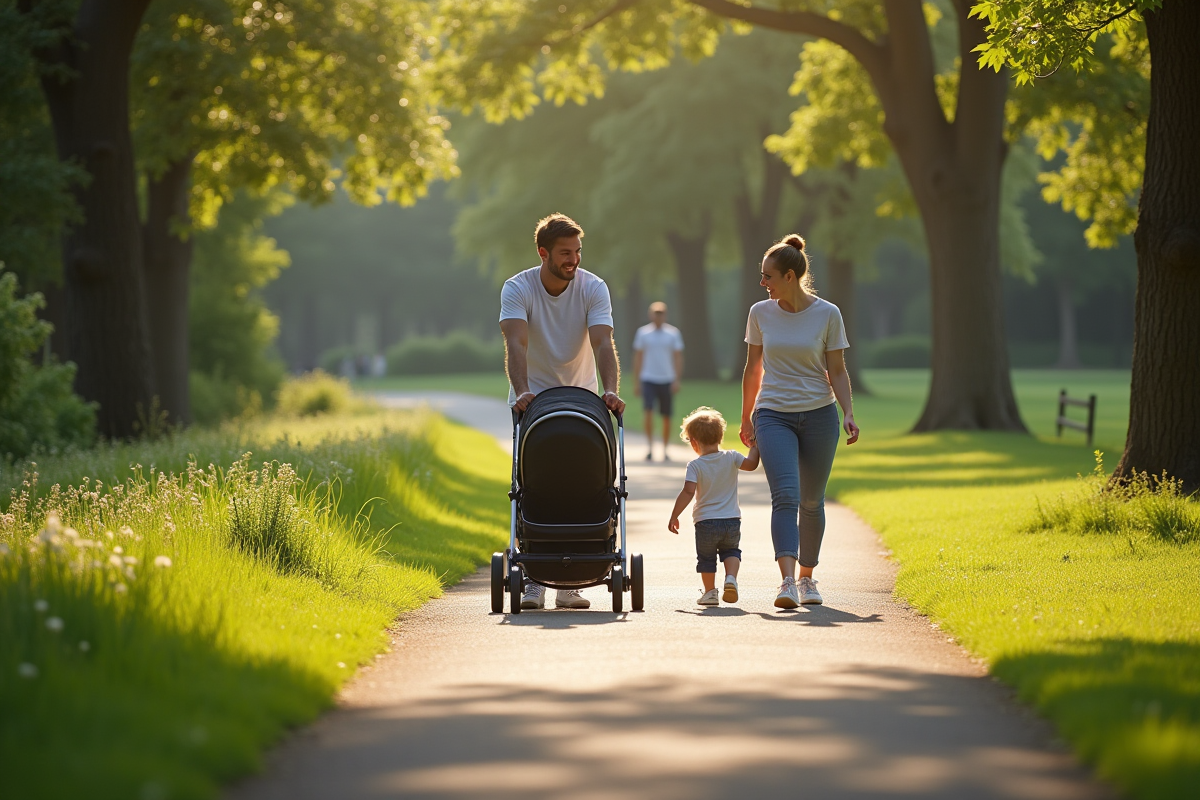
[499,266,614,406]
[632,322,684,383]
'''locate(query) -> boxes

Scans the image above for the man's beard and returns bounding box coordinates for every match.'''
[547,259,577,282]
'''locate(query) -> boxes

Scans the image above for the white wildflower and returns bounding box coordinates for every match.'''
[108,555,123,568]
[105,530,115,540]
[154,556,172,568]
[91,560,102,569]
[18,663,38,679]
[33,599,48,613]
[0,542,9,556]
[45,616,64,632]
[118,525,135,539]
[113,546,124,555]
[64,527,79,540]
[113,583,128,594]
[124,566,136,580]
[79,641,90,652]
[123,555,138,565]
[46,512,62,533]
[79,539,97,548]
[337,662,346,669]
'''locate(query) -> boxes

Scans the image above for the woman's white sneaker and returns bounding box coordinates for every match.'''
[520,583,546,609]
[697,588,720,606]
[798,576,823,605]
[555,589,591,609]
[774,577,800,609]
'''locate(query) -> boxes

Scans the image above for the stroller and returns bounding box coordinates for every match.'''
[490,386,644,614]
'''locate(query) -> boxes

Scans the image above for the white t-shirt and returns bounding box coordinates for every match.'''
[745,297,849,413]
[499,266,614,406]
[632,323,684,383]
[684,450,746,522]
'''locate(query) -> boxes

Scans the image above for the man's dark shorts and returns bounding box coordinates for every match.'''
[641,380,673,417]
[694,517,742,573]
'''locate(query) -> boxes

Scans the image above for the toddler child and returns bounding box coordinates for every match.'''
[668,407,760,606]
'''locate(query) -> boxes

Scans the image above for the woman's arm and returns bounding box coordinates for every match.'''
[740,344,764,447]
[826,349,860,444]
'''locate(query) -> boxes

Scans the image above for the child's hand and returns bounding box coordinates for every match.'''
[668,516,680,534]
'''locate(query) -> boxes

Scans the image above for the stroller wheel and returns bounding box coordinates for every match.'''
[509,565,523,615]
[630,553,644,611]
[611,565,624,613]
[490,553,505,613]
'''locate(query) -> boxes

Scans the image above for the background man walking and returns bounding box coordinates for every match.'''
[499,212,625,610]
[632,301,684,461]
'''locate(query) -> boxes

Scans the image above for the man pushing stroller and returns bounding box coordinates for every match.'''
[499,213,626,610]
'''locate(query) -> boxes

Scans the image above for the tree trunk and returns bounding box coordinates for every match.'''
[1113,1,1200,493]
[28,0,155,438]
[1053,276,1081,369]
[733,149,788,339]
[665,222,718,379]
[142,157,194,425]
[824,253,868,393]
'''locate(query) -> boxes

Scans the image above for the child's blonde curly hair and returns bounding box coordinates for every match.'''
[680,406,726,447]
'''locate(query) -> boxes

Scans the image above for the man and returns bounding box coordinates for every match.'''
[499,212,626,610]
[632,301,684,461]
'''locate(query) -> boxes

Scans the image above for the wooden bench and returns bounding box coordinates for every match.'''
[1057,390,1097,449]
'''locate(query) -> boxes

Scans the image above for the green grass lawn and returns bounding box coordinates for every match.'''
[0,410,509,799]
[362,369,1197,799]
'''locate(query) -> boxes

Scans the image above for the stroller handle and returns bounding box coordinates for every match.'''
[511,399,624,427]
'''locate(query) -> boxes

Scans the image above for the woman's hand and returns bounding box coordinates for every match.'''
[843,412,860,445]
[739,418,756,448]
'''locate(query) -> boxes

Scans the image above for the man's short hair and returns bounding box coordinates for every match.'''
[680,407,726,447]
[649,301,668,314]
[535,213,584,252]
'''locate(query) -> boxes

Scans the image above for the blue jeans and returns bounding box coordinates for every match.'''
[753,404,840,567]
[694,518,742,573]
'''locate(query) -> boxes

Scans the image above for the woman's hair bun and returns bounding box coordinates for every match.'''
[785,234,806,251]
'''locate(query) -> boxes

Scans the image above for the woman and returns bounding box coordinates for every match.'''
[740,234,859,609]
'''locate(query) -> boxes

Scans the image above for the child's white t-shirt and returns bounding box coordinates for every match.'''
[684,450,746,522]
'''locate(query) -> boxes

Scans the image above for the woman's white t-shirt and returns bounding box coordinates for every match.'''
[744,297,849,413]
[499,266,614,406]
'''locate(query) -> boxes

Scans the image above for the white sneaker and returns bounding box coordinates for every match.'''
[798,576,823,605]
[697,588,720,606]
[774,577,800,609]
[722,575,739,604]
[521,582,546,609]
[555,589,591,609]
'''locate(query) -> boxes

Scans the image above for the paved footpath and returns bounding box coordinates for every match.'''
[228,392,1112,800]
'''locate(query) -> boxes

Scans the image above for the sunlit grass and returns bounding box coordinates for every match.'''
[0,410,508,799]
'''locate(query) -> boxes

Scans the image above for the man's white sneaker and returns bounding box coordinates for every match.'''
[520,582,546,609]
[697,588,720,606]
[555,589,591,609]
[722,575,739,603]
[774,577,800,609]
[798,576,823,605]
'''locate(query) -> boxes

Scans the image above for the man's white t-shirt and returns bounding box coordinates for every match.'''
[632,323,684,383]
[685,450,747,522]
[745,297,849,413]
[499,266,614,406]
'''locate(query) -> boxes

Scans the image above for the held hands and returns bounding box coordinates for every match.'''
[844,412,860,445]
[668,516,680,534]
[602,391,626,414]
[514,392,536,412]
[739,419,755,448]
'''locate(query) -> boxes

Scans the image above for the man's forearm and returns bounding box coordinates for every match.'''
[505,342,530,395]
[596,339,620,395]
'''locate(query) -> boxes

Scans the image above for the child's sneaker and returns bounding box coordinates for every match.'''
[774,576,800,609]
[696,588,720,606]
[722,575,738,603]
[798,576,823,605]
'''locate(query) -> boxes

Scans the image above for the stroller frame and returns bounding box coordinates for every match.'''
[490,388,644,614]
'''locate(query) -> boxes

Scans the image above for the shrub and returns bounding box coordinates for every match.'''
[0,271,95,459]
[386,331,504,376]
[275,370,354,417]
[864,334,931,369]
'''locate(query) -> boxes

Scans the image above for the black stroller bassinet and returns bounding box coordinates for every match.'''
[490,386,644,613]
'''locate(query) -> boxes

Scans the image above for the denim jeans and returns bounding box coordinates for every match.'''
[753,403,840,567]
[694,517,742,573]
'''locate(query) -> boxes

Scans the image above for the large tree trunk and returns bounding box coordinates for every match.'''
[665,222,718,379]
[28,0,155,438]
[824,253,868,392]
[142,157,194,425]
[733,149,788,339]
[1053,276,1081,369]
[1113,1,1200,493]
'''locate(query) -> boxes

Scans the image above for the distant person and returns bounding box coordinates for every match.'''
[740,234,859,610]
[632,301,684,461]
[668,407,760,606]
[499,212,626,610]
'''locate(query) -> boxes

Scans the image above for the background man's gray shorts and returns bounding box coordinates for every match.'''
[694,517,742,573]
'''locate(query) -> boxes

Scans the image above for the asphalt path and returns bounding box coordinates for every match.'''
[228,392,1111,800]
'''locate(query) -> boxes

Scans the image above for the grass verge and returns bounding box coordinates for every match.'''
[0,410,509,799]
